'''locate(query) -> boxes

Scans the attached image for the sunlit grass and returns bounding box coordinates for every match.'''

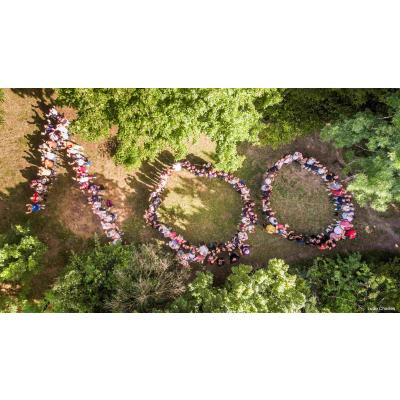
[158,170,243,243]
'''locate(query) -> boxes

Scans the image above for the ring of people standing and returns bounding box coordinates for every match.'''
[261,151,357,250]
[144,161,258,266]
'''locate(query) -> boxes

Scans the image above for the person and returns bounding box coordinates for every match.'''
[268,216,278,226]
[30,192,42,203]
[172,162,182,171]
[331,187,345,197]
[333,226,344,236]
[169,240,180,250]
[198,244,209,257]
[26,203,44,214]
[207,253,218,265]
[318,242,329,250]
[217,257,226,266]
[345,229,357,239]
[340,220,353,230]
[330,231,342,241]
[238,231,248,241]
[239,244,250,256]
[205,243,216,254]
[38,167,53,177]
[229,252,240,264]
[101,222,116,231]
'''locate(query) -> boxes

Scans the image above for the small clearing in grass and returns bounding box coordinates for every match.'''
[269,163,334,235]
[157,169,243,244]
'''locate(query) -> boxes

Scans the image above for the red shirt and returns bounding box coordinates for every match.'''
[31,192,40,203]
[345,229,357,239]
[331,188,345,197]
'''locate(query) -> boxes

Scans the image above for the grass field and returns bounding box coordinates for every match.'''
[1,88,400,297]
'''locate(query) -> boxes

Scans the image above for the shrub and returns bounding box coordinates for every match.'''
[0,225,46,283]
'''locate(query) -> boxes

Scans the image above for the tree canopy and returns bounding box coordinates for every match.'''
[169,259,308,312]
[57,88,393,173]
[321,92,400,211]
[46,241,188,313]
[170,254,399,313]
[305,253,398,312]
[57,88,281,171]
[259,88,389,147]
[0,225,46,283]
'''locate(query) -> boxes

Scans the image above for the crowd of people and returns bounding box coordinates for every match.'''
[261,151,357,250]
[144,161,257,266]
[26,108,358,258]
[26,107,123,244]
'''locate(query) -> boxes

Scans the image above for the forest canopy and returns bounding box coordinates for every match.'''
[57,88,393,175]
[57,88,281,171]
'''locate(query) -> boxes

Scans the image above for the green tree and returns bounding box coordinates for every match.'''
[107,243,188,312]
[46,240,131,312]
[46,241,187,313]
[321,92,400,211]
[169,259,308,313]
[0,294,42,313]
[259,88,390,148]
[0,225,46,283]
[306,253,397,312]
[56,88,281,171]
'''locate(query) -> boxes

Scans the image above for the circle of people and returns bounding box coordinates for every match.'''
[26,107,123,244]
[144,161,258,266]
[261,151,357,250]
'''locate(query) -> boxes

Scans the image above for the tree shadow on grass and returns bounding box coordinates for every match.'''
[0,179,87,299]
[10,89,55,185]
[123,151,176,243]
[11,88,54,109]
[0,168,129,299]
[122,151,246,284]
[123,151,245,243]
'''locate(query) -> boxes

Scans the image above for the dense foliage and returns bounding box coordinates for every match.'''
[46,241,187,313]
[169,259,308,312]
[169,254,399,313]
[321,92,400,211]
[46,240,127,312]
[0,225,46,283]
[107,243,188,312]
[57,88,392,173]
[305,253,398,312]
[259,88,389,147]
[57,88,281,171]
